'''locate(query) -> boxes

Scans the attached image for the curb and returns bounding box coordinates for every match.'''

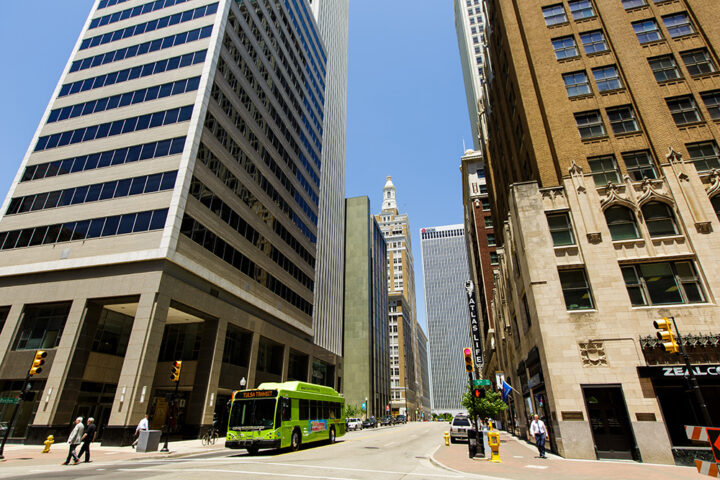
[428,445,504,480]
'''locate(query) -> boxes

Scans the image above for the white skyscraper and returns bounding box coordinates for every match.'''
[0,0,342,445]
[454,0,488,148]
[308,0,350,356]
[420,224,472,413]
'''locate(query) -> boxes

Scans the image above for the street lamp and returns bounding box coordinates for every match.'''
[240,377,246,389]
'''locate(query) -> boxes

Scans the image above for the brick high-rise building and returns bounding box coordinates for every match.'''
[484,0,720,464]
[0,0,345,445]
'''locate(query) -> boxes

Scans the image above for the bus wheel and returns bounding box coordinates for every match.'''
[291,429,302,451]
[329,426,336,444]
[246,446,259,456]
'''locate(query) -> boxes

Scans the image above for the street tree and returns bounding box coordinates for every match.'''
[461,387,507,425]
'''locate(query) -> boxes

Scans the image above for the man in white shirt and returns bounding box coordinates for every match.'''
[131,414,150,448]
[62,417,84,465]
[529,414,548,458]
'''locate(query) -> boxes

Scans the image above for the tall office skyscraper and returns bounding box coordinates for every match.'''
[420,224,472,414]
[0,0,341,445]
[342,196,390,418]
[308,0,349,357]
[374,177,429,419]
[454,0,488,149]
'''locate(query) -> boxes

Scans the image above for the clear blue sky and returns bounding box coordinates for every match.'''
[0,1,472,334]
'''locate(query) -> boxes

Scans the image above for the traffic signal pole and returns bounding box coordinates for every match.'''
[670,317,712,426]
[0,373,30,460]
[0,351,45,460]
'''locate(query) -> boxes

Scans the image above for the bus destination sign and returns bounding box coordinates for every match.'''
[241,390,277,399]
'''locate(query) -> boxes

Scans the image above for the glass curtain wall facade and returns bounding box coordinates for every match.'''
[420,225,472,413]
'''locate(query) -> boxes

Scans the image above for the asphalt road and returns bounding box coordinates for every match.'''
[2,422,471,480]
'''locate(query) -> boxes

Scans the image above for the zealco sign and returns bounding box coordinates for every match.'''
[637,365,720,378]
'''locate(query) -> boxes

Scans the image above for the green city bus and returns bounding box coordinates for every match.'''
[225,381,345,454]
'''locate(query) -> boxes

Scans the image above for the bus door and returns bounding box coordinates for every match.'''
[276,397,291,443]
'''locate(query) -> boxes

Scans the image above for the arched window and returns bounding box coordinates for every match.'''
[712,196,720,221]
[604,205,639,240]
[642,202,678,237]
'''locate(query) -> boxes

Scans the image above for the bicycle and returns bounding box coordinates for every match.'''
[201,426,219,446]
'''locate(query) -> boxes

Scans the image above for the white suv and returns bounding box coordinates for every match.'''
[450,415,472,443]
[346,418,363,431]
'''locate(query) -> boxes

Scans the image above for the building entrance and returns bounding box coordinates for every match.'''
[582,385,638,460]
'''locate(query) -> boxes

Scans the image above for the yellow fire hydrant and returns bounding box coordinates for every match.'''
[42,435,54,453]
[487,430,501,463]
[444,431,450,446]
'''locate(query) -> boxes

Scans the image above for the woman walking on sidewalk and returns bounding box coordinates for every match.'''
[62,417,84,465]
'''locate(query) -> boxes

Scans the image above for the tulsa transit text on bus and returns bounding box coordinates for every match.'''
[225,381,345,455]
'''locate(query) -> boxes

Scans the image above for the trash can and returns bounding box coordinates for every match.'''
[136,430,162,453]
[467,428,477,459]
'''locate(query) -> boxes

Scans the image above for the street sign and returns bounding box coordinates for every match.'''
[473,379,491,387]
[0,398,18,405]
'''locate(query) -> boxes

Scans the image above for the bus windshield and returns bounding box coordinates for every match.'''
[229,398,276,430]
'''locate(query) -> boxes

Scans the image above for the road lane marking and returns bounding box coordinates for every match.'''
[119,468,352,479]
[384,442,396,447]
[526,465,548,469]
[221,460,464,478]
[513,456,523,458]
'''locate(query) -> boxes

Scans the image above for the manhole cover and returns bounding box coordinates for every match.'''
[364,446,380,450]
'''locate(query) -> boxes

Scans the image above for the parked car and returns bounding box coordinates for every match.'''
[346,418,363,431]
[379,415,394,426]
[394,415,407,424]
[362,417,378,429]
[449,415,472,443]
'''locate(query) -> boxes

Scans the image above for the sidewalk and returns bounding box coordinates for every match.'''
[432,431,700,480]
[0,437,225,467]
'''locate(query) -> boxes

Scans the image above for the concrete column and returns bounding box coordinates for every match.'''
[307,356,314,383]
[280,344,290,382]
[103,292,170,445]
[245,333,260,388]
[32,298,88,426]
[198,318,227,426]
[0,304,25,366]
[185,317,223,431]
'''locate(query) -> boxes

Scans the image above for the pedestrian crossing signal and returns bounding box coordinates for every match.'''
[29,350,47,376]
[464,348,473,373]
[473,388,485,399]
[170,360,182,382]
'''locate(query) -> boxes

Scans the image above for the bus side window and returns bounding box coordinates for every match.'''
[299,399,309,420]
[282,398,291,421]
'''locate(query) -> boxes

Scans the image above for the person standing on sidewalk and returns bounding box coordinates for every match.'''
[77,417,96,462]
[530,414,548,459]
[131,414,149,448]
[62,417,84,465]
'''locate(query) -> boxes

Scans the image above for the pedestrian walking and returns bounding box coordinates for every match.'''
[62,417,84,465]
[530,414,548,459]
[131,413,149,448]
[77,417,96,462]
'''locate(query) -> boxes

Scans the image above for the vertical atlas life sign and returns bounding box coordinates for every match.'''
[465,280,483,373]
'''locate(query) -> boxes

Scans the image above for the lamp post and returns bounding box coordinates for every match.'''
[240,377,247,389]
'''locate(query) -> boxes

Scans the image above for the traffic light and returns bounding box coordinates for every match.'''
[29,350,47,376]
[653,317,679,354]
[170,360,182,382]
[463,348,473,373]
[473,388,485,399]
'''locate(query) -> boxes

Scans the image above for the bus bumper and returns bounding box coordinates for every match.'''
[226,439,282,450]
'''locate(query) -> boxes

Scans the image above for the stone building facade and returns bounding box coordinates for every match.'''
[484,0,720,465]
[342,196,390,418]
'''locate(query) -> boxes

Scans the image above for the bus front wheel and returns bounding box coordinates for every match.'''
[291,429,302,451]
[329,426,336,444]
[246,446,259,456]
